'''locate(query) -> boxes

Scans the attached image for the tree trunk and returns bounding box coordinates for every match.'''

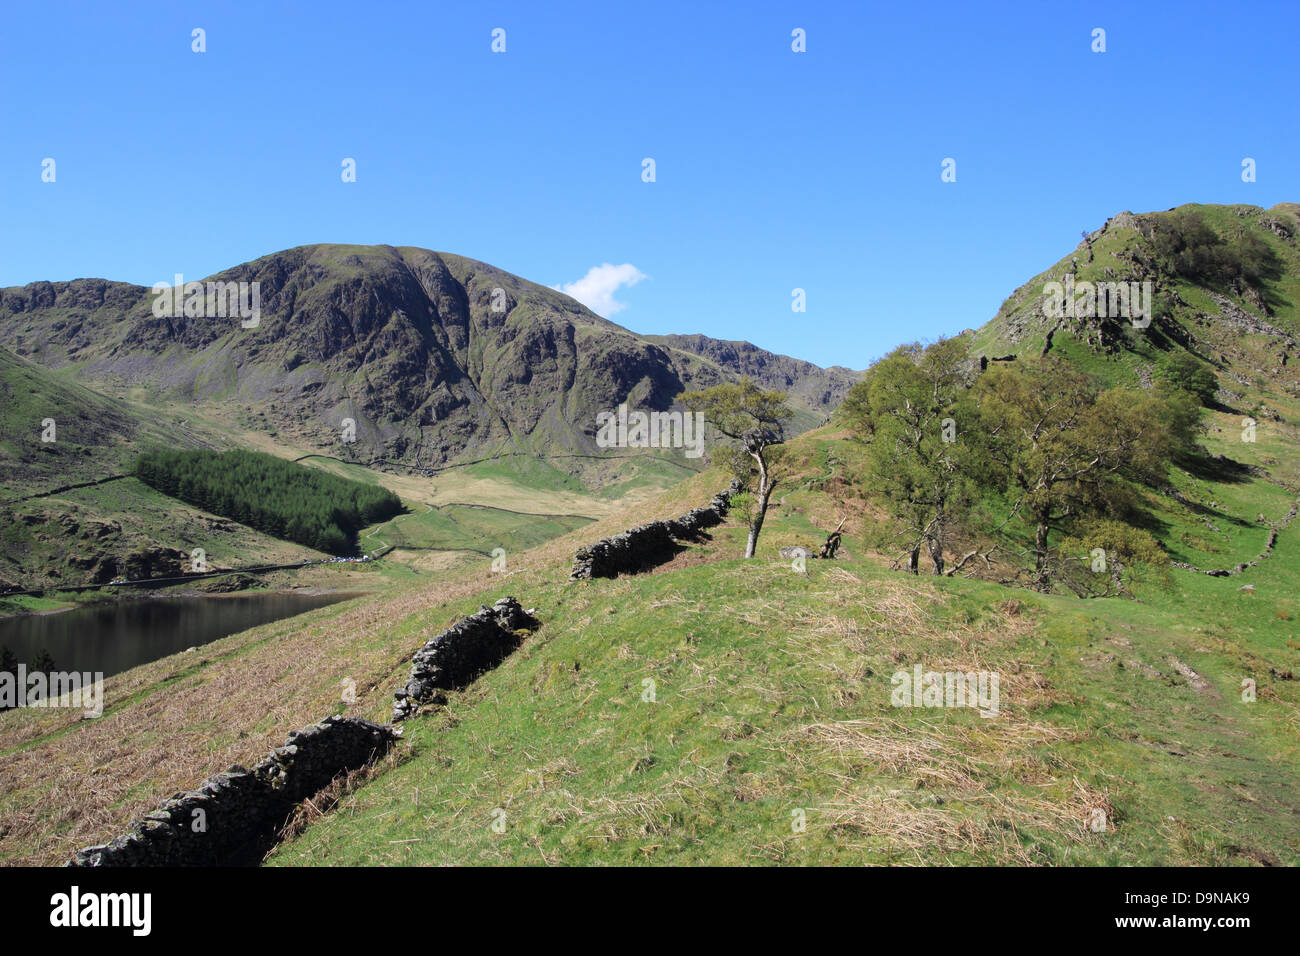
[744,452,775,558]
[1034,518,1051,589]
[927,536,945,576]
[928,504,946,575]
[818,519,845,559]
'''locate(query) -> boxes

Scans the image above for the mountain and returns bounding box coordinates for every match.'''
[0,245,859,475]
[642,333,860,410]
[965,202,1300,402]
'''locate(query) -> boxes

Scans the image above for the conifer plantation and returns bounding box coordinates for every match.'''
[134,449,402,555]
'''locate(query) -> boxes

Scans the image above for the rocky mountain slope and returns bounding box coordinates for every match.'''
[643,333,859,410]
[0,245,859,475]
[965,202,1300,405]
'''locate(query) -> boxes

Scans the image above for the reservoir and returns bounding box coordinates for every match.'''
[0,591,365,678]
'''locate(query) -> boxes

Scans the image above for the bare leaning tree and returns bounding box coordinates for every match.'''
[680,379,793,558]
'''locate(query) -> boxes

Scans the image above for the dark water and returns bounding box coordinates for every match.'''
[0,592,365,678]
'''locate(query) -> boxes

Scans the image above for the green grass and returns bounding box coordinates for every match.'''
[455,456,591,495]
[264,383,1300,865]
[0,593,73,616]
[0,349,212,498]
[0,477,330,590]
[362,501,592,556]
[295,455,389,487]
[595,456,697,499]
[267,541,1300,866]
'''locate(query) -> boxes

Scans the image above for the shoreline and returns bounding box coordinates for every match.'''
[0,586,373,621]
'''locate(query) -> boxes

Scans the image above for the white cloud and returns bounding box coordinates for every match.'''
[552,263,646,316]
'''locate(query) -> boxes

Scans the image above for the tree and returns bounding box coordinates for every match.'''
[1161,352,1219,407]
[133,448,402,556]
[680,379,793,558]
[1148,208,1281,291]
[843,338,979,574]
[973,358,1177,590]
[1057,518,1172,598]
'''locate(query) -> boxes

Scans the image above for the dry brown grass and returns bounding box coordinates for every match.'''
[0,573,494,865]
[796,709,1099,863]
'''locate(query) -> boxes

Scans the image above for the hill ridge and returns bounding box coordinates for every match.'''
[0,244,859,475]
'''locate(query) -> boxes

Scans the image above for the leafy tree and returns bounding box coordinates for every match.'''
[680,379,793,558]
[1148,209,1281,291]
[1057,518,1171,598]
[1161,352,1219,406]
[973,358,1177,591]
[843,338,979,574]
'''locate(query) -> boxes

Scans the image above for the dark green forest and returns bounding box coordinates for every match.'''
[135,449,403,555]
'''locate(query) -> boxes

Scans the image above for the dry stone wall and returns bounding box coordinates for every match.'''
[392,596,538,721]
[1171,497,1299,577]
[72,596,542,866]
[70,716,397,867]
[571,480,742,580]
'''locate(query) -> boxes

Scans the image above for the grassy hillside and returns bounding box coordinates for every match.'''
[967,202,1300,396]
[255,431,1299,866]
[269,558,1298,866]
[5,415,1295,866]
[361,501,592,557]
[0,478,331,594]
[0,348,214,499]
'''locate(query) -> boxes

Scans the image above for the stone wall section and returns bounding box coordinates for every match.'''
[571,480,742,579]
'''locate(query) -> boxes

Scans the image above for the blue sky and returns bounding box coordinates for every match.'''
[1,0,1296,369]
